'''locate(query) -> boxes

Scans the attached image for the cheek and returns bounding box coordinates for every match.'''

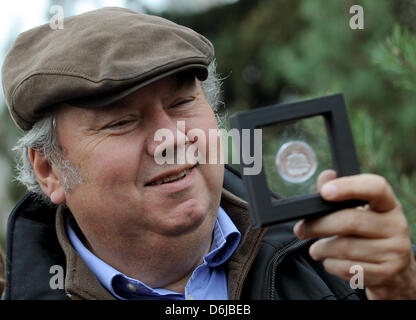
[66,141,147,230]
[77,137,145,189]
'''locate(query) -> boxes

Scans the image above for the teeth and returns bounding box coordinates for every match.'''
[150,168,191,186]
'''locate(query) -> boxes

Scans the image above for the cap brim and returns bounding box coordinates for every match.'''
[66,64,208,109]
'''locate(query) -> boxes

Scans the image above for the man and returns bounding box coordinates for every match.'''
[1,7,416,300]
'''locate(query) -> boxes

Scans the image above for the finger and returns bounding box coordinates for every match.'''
[316,169,337,191]
[309,236,408,264]
[320,174,399,212]
[294,207,396,239]
[321,258,408,288]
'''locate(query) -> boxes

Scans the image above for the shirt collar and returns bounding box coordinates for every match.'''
[66,206,241,299]
[205,206,241,267]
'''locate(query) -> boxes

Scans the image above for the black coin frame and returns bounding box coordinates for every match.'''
[229,94,365,228]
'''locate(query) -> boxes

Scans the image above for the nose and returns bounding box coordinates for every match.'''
[145,108,188,163]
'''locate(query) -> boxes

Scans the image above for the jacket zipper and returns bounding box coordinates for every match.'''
[268,239,314,300]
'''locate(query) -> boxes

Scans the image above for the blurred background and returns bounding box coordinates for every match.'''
[1,0,416,250]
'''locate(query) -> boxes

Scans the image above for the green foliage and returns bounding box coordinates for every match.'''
[350,107,416,241]
[373,25,416,92]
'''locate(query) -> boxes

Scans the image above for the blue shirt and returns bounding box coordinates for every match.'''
[66,206,241,300]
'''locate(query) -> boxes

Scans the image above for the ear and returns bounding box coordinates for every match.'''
[29,148,66,205]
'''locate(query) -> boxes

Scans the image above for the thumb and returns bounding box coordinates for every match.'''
[317,169,337,191]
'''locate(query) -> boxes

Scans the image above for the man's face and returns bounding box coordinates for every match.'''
[55,73,224,252]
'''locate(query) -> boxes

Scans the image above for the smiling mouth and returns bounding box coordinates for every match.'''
[146,165,197,186]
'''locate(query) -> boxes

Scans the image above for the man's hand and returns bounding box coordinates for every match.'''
[293,170,416,299]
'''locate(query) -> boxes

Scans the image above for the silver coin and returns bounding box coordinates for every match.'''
[275,141,317,183]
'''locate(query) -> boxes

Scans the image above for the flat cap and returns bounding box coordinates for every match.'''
[1,7,214,130]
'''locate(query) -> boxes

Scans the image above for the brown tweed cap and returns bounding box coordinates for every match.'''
[1,7,214,130]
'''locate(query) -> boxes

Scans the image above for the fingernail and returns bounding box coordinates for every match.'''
[321,183,337,199]
[309,244,318,260]
[294,220,304,239]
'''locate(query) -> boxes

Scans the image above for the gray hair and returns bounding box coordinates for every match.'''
[13,115,84,205]
[201,60,225,123]
[13,60,224,206]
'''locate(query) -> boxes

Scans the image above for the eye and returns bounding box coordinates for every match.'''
[106,119,134,129]
[170,97,195,108]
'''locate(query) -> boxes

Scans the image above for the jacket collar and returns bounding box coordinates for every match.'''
[220,188,269,299]
[55,206,114,300]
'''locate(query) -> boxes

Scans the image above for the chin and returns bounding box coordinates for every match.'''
[154,199,213,237]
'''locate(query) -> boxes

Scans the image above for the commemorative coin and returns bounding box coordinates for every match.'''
[275,141,318,183]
